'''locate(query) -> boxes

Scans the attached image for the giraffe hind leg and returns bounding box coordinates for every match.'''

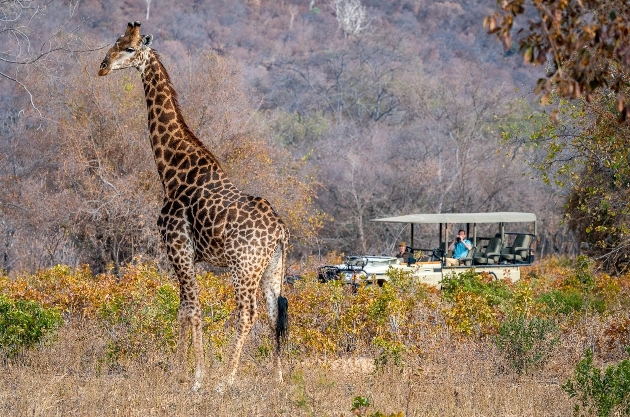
[261,242,288,382]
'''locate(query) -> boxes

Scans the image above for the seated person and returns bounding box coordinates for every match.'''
[395,241,414,264]
[445,230,472,267]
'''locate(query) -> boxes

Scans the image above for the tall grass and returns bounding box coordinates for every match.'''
[0,257,628,416]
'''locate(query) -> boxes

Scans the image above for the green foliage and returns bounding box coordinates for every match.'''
[440,270,510,337]
[442,286,499,337]
[0,295,62,358]
[441,269,511,306]
[350,396,404,417]
[290,370,312,414]
[493,315,559,375]
[289,275,421,356]
[373,336,406,369]
[515,86,630,273]
[537,289,584,315]
[563,348,630,417]
[138,285,179,346]
[537,257,611,316]
[385,267,430,300]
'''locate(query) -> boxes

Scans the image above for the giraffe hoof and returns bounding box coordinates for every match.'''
[191,380,202,393]
[215,382,226,395]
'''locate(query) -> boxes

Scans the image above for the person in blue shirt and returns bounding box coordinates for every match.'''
[445,229,472,267]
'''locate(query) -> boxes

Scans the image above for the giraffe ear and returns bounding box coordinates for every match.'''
[141,34,153,48]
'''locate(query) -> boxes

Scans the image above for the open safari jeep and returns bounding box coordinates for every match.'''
[318,212,536,289]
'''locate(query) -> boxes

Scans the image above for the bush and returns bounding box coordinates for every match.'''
[440,270,510,337]
[537,289,585,315]
[0,295,62,358]
[493,315,559,375]
[441,269,511,306]
[442,287,499,337]
[563,348,630,417]
[350,396,404,417]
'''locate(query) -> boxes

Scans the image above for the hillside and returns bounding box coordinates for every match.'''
[0,0,568,273]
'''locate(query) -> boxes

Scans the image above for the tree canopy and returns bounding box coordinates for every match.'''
[486,0,630,120]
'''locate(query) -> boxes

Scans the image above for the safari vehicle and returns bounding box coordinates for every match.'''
[318,212,536,289]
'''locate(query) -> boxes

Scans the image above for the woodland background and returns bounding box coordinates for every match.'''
[0,0,576,275]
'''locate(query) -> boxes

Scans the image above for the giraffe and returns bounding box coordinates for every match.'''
[98,21,289,391]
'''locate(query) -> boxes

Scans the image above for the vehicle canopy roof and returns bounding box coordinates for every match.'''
[371,212,535,225]
[371,212,537,251]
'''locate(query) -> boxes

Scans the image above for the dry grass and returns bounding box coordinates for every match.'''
[0,319,578,417]
[4,259,627,416]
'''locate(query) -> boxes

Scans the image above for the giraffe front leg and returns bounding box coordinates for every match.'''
[176,285,204,392]
[176,311,190,382]
[164,221,204,392]
[190,313,204,392]
[226,288,257,385]
[176,308,204,392]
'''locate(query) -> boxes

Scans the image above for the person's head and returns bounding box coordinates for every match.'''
[398,242,406,251]
[457,230,466,238]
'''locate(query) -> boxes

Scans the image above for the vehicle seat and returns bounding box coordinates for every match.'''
[458,246,475,266]
[474,237,502,265]
[439,242,452,258]
[501,234,532,263]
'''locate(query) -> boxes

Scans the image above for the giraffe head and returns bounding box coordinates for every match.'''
[98,21,153,76]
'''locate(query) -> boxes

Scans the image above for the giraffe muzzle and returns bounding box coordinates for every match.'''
[98,59,110,76]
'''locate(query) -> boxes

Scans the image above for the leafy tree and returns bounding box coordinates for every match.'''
[486,0,630,120]
[511,91,630,272]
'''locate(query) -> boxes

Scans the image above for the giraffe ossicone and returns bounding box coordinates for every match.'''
[98,21,289,391]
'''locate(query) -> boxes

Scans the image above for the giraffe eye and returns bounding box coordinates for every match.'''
[125,47,135,53]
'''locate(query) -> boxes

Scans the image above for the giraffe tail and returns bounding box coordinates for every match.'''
[276,226,289,349]
[276,294,289,346]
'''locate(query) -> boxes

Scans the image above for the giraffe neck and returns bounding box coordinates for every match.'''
[140,50,223,190]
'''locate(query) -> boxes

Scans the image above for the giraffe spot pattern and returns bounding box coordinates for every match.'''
[99,23,289,389]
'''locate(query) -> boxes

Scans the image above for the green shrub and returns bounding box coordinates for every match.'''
[440,270,512,337]
[441,269,511,306]
[373,336,406,369]
[563,348,630,417]
[96,284,180,360]
[0,295,62,358]
[443,287,499,337]
[537,289,585,315]
[493,315,559,375]
[536,258,609,316]
[350,396,404,417]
